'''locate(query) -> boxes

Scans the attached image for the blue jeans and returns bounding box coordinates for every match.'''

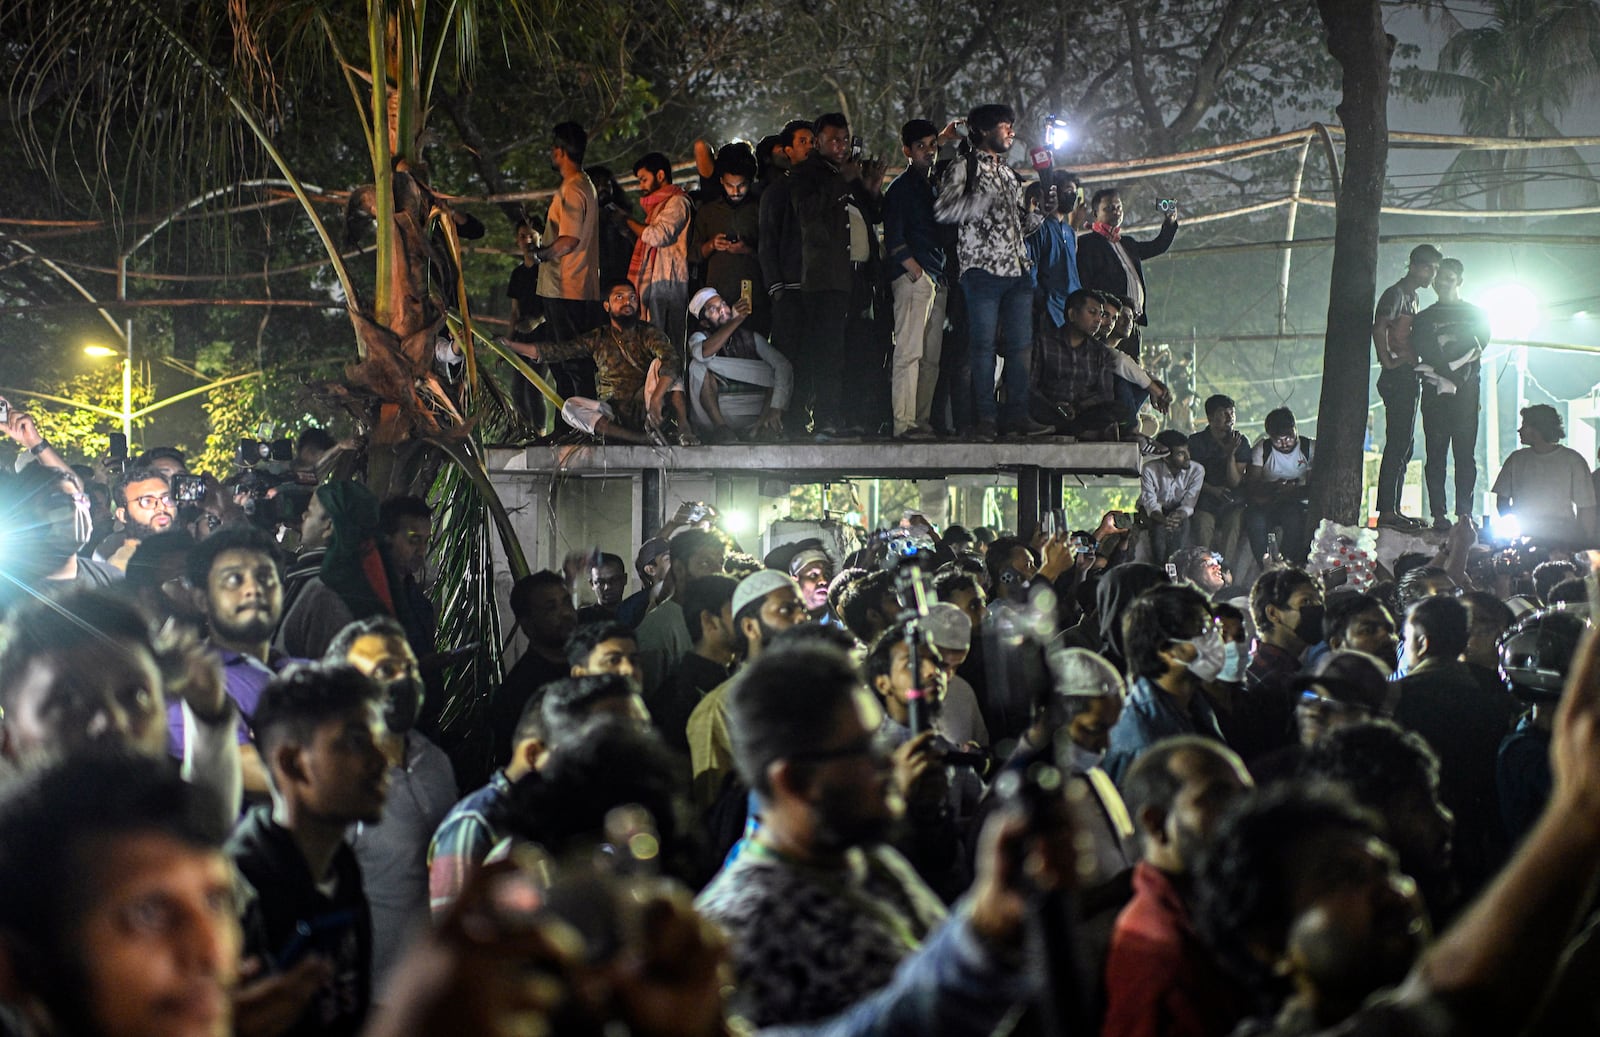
[1115,377,1149,433]
[961,268,1033,427]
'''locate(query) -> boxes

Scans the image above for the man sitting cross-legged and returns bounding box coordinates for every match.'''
[1030,288,1140,439]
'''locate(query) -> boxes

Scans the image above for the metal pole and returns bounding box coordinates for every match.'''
[120,254,133,444]
[121,356,133,444]
[1277,136,1313,336]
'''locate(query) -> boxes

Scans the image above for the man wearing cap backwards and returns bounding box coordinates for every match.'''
[687,569,813,810]
[685,287,792,442]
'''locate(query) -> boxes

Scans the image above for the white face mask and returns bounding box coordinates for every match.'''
[1219,641,1248,683]
[1183,627,1226,682]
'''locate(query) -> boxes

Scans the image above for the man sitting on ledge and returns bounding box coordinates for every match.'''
[686,286,792,443]
[507,277,699,445]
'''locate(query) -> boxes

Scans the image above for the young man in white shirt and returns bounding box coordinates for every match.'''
[1244,407,1315,566]
[1139,429,1205,564]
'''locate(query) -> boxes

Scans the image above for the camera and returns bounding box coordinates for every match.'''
[0,399,9,424]
[1157,198,1178,215]
[172,473,207,504]
[237,437,293,465]
[851,135,864,160]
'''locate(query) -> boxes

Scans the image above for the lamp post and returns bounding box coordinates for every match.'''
[83,343,132,443]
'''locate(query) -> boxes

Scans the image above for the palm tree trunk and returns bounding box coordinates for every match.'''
[1310,0,1392,527]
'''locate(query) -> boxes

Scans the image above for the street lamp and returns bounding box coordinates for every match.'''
[83,342,133,444]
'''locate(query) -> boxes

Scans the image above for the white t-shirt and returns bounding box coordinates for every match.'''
[1251,437,1315,484]
[1491,445,1595,540]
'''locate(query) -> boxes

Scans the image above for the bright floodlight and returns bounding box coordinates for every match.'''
[1479,283,1540,342]
[83,344,119,358]
[721,510,753,535]
[1491,511,1522,541]
[1044,116,1071,150]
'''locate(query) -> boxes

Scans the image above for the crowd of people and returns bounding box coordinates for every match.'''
[10,102,1600,1037]
[497,107,1180,446]
[7,356,1600,1037]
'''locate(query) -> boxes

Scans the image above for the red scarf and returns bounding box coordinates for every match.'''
[1093,222,1122,243]
[629,184,688,282]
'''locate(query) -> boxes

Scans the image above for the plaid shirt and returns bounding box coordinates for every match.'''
[1034,323,1118,407]
[427,769,513,918]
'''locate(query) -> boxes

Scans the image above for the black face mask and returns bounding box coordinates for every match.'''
[383,676,426,734]
[1292,604,1326,646]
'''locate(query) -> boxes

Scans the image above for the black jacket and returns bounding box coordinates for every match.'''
[1075,219,1178,325]
[1395,660,1520,894]
[228,807,372,1037]
[789,152,882,295]
[758,173,804,293]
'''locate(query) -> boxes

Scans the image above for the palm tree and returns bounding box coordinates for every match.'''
[1404,0,1600,209]
[2,0,613,747]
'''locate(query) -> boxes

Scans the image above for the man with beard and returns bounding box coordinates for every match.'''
[692,143,767,333]
[510,278,697,445]
[328,617,457,993]
[684,286,791,441]
[695,643,949,1027]
[686,569,812,810]
[98,465,178,571]
[934,103,1055,440]
[1101,736,1253,1037]
[614,152,692,349]
[180,525,303,798]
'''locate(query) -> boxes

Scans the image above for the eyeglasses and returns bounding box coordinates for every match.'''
[132,493,175,510]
